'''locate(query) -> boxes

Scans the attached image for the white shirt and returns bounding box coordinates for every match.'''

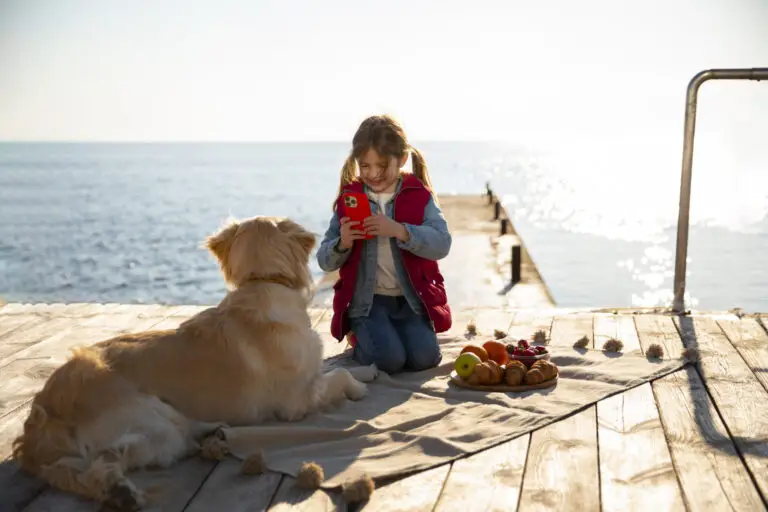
[368,191,403,296]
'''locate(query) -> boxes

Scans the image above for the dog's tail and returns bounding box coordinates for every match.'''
[12,347,116,472]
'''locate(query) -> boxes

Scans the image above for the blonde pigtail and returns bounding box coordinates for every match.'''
[410,146,438,205]
[333,153,358,209]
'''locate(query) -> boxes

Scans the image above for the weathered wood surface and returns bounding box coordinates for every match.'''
[635,315,766,511]
[517,314,599,512]
[1,304,767,511]
[674,315,768,502]
[595,314,684,512]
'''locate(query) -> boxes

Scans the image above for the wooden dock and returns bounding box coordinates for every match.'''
[1,303,767,511]
[1,193,767,511]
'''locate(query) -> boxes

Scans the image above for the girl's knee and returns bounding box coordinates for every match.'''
[373,351,407,374]
[407,345,442,371]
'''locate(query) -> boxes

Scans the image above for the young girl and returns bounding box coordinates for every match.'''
[317,115,453,374]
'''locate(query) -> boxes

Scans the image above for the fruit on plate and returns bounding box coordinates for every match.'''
[523,360,559,385]
[467,360,504,386]
[454,352,482,379]
[504,360,527,386]
[460,344,489,362]
[482,340,509,365]
[507,339,539,354]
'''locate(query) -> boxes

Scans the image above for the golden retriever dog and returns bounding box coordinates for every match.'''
[11,216,377,510]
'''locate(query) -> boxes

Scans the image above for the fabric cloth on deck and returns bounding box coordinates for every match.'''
[220,336,690,488]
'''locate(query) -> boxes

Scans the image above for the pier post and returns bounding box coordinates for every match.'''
[512,245,521,284]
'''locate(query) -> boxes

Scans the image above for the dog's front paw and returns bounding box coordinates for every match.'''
[346,380,368,401]
[104,479,146,511]
[348,363,379,383]
[200,436,229,461]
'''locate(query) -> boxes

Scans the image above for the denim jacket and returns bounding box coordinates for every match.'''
[316,177,452,319]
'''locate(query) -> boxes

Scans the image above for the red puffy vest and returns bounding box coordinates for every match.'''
[330,174,452,344]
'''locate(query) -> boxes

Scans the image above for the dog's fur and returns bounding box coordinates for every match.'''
[11,216,376,509]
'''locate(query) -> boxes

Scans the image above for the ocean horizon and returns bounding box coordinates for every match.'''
[1,141,766,312]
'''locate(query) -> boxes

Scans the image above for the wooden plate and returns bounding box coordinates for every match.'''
[449,370,558,392]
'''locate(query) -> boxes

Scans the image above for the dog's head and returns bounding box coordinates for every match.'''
[206,216,316,291]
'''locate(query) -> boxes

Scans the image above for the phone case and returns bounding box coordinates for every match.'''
[342,192,374,240]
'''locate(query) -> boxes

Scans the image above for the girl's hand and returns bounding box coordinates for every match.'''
[338,217,366,250]
[363,213,409,241]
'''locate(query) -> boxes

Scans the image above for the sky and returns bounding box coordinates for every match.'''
[0,0,767,143]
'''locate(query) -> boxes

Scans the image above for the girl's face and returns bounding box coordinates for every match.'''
[358,149,406,194]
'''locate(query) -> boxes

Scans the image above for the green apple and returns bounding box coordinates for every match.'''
[455,352,482,379]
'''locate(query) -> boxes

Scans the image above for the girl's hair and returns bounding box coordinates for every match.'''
[336,114,437,206]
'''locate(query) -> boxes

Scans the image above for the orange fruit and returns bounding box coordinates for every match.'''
[482,340,509,365]
[460,344,489,362]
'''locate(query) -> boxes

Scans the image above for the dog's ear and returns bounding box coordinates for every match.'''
[206,219,239,263]
[277,219,316,253]
[293,229,316,253]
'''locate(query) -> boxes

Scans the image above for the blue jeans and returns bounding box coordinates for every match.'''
[350,295,442,374]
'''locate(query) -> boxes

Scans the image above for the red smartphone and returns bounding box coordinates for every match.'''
[342,192,374,240]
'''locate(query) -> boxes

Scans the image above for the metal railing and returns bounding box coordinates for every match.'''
[672,68,768,313]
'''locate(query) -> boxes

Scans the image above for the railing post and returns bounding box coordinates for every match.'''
[511,245,521,284]
[671,67,768,313]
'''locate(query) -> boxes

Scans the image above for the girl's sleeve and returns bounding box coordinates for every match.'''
[317,210,351,271]
[396,196,452,260]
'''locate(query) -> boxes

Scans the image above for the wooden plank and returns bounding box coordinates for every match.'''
[0,316,90,367]
[269,477,345,512]
[185,459,282,512]
[0,306,179,511]
[430,308,521,511]
[717,317,768,393]
[595,315,684,512]
[0,303,153,369]
[675,315,768,500]
[517,313,600,512]
[463,307,516,339]
[0,314,46,340]
[506,309,553,342]
[0,303,91,316]
[435,435,529,512]
[635,314,765,511]
[23,457,216,512]
[597,383,685,512]
[518,407,599,512]
[356,465,450,512]
[0,317,51,362]
[0,310,171,419]
[447,308,481,338]
[632,315,684,359]
[550,313,593,347]
[0,407,46,510]
[593,313,642,354]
